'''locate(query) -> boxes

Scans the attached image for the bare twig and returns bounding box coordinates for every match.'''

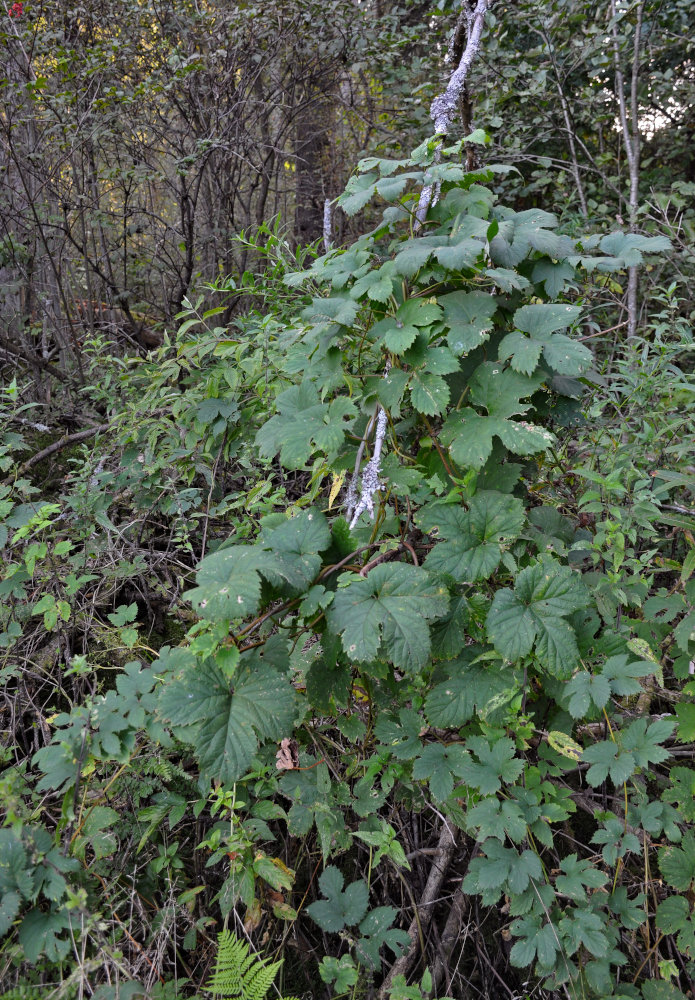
[347,405,389,529]
[609,0,644,339]
[415,0,490,226]
[378,821,458,998]
[0,332,72,384]
[322,197,334,253]
[345,408,378,520]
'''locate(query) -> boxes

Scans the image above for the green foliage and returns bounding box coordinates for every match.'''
[306,866,368,933]
[158,657,296,784]
[328,564,449,673]
[486,556,588,675]
[306,866,409,972]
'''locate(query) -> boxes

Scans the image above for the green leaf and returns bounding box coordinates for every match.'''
[107,603,138,627]
[655,896,690,933]
[157,660,296,784]
[306,866,368,932]
[486,556,586,674]
[425,663,520,728]
[663,768,695,822]
[0,831,32,899]
[338,172,378,215]
[412,743,468,801]
[464,842,542,900]
[302,295,359,328]
[351,265,396,303]
[255,380,355,468]
[423,346,460,375]
[484,267,530,293]
[498,332,543,376]
[467,797,527,842]
[583,741,636,787]
[542,334,593,376]
[397,299,443,327]
[642,982,689,1000]
[458,736,524,795]
[434,236,481,271]
[429,595,470,659]
[19,907,71,963]
[559,907,609,958]
[0,890,20,936]
[599,231,671,266]
[421,491,524,582]
[319,955,359,992]
[327,564,449,673]
[660,833,695,891]
[439,290,498,355]
[410,372,450,416]
[601,655,654,696]
[675,703,695,743]
[565,670,612,717]
[510,915,559,970]
[442,364,553,468]
[621,717,674,768]
[376,174,410,201]
[555,854,608,902]
[514,304,582,338]
[383,323,419,353]
[356,906,410,970]
[259,510,332,592]
[391,236,445,277]
[189,510,330,620]
[532,259,576,297]
[374,708,423,759]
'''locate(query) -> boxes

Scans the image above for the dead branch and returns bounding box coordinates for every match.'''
[7,424,110,483]
[378,820,458,998]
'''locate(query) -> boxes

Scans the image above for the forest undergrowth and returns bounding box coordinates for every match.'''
[2,2,695,999]
[2,140,695,1000]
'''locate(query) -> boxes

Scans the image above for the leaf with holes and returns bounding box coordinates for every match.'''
[425,664,521,728]
[421,491,524,582]
[327,564,449,673]
[440,290,498,355]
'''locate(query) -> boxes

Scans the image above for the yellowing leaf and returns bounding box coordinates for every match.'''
[626,638,664,686]
[627,637,659,663]
[329,471,345,510]
[547,731,583,762]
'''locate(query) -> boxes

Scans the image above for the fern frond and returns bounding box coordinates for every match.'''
[203,929,292,1000]
[0,988,43,1000]
[242,958,282,1000]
